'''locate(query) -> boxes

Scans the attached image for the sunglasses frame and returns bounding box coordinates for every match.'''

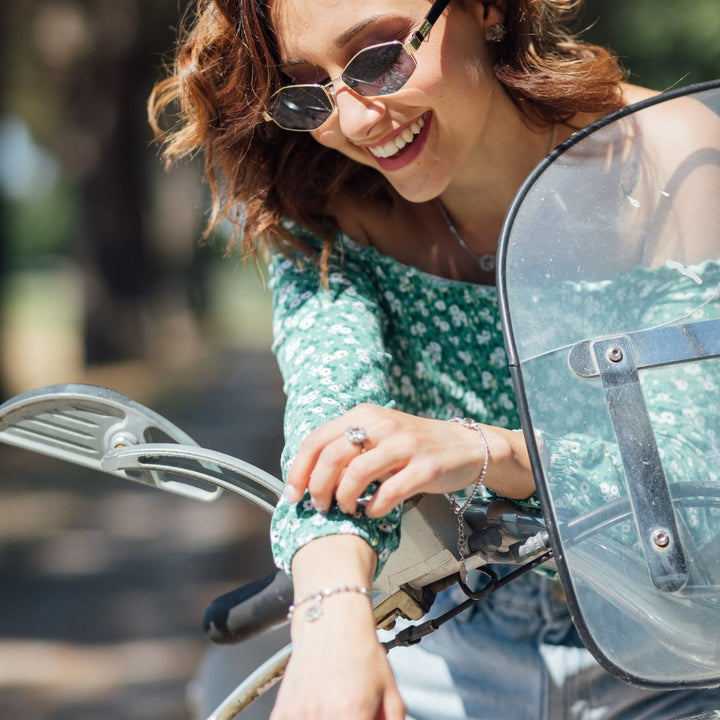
[264,0,453,132]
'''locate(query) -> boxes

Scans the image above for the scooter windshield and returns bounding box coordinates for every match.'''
[498,80,720,688]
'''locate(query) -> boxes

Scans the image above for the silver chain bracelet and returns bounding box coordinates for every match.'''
[287,585,371,622]
[448,417,490,568]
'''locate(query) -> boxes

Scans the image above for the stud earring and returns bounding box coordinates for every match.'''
[489,23,507,42]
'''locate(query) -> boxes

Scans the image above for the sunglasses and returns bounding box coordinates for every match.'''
[263,0,452,132]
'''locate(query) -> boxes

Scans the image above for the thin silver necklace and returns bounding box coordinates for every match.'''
[436,199,497,273]
[438,124,559,274]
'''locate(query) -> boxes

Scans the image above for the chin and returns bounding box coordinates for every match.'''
[386,178,447,205]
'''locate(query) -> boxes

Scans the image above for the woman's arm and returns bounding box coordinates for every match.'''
[268,245,403,577]
[287,403,535,518]
[270,535,405,720]
[268,242,404,718]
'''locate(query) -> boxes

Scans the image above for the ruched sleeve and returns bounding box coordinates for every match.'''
[268,244,402,577]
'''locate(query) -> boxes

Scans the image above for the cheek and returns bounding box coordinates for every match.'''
[311,126,376,167]
[311,126,338,149]
[405,40,486,108]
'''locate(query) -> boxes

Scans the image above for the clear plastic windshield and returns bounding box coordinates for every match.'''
[498,80,720,688]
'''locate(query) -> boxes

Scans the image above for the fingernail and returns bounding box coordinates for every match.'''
[285,486,301,503]
[310,498,328,514]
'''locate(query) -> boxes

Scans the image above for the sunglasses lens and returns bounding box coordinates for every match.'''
[268,85,334,130]
[343,42,416,96]
[266,42,417,131]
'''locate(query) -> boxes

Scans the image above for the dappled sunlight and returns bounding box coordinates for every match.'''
[0,639,201,696]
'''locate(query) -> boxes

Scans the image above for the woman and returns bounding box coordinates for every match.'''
[150,1,720,718]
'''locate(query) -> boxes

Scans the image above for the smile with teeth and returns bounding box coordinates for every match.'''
[369,115,426,159]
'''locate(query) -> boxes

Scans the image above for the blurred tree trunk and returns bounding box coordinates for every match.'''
[72,18,154,363]
[5,0,200,368]
[0,0,10,396]
[71,0,206,364]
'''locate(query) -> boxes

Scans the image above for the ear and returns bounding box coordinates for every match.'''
[476,0,507,37]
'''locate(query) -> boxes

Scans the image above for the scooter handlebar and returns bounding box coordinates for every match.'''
[203,571,293,644]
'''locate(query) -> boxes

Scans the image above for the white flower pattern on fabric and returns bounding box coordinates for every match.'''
[268,225,720,577]
[269,229,519,577]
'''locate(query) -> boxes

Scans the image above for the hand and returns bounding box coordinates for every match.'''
[286,405,533,517]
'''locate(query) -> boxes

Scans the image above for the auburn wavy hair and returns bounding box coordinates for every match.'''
[148,0,626,262]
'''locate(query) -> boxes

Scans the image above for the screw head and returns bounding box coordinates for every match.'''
[652,529,671,548]
[606,347,624,363]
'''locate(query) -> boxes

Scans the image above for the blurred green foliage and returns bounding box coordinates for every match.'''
[581,0,720,89]
[4,181,79,261]
[2,0,718,264]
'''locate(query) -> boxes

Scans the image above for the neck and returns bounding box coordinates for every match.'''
[439,112,559,253]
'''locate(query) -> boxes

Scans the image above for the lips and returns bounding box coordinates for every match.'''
[368,114,427,159]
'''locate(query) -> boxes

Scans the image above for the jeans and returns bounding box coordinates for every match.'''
[384,568,720,720]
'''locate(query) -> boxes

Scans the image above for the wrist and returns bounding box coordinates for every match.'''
[290,589,378,644]
[288,584,371,622]
[291,534,377,594]
[481,426,536,499]
[289,535,378,642]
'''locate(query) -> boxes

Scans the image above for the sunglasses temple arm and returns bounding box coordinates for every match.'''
[407,0,453,51]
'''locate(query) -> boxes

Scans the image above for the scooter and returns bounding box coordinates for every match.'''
[0,380,553,718]
[2,78,720,719]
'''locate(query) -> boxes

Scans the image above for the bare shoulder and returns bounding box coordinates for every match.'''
[328,185,424,257]
[329,191,374,246]
[622,82,720,153]
[621,83,720,264]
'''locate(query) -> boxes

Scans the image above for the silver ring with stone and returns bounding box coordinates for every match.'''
[345,425,367,450]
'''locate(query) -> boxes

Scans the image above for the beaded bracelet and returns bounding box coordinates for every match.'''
[287,585,371,622]
[449,417,490,562]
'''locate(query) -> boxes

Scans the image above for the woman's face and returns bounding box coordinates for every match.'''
[270,0,505,202]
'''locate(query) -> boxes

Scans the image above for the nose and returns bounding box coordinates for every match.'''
[332,86,387,141]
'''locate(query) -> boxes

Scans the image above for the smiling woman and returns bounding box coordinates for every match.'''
[149,0,623,272]
[263,0,451,131]
[149,1,720,719]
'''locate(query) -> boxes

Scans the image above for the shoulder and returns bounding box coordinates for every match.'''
[615,82,720,213]
[621,82,720,263]
[328,195,371,247]
[621,82,720,156]
[328,184,427,261]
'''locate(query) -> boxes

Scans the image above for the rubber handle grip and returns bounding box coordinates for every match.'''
[203,571,294,644]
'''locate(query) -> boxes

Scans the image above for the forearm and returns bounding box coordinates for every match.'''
[480,425,535,500]
[287,537,384,705]
[273,535,404,720]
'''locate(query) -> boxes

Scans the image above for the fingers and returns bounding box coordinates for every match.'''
[306,435,368,512]
[286,407,483,517]
[307,411,417,515]
[285,423,357,504]
[332,441,412,515]
[286,405,389,511]
[286,408,375,510]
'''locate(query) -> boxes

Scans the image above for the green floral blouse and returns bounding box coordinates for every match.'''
[269,231,520,576]
[268,226,720,579]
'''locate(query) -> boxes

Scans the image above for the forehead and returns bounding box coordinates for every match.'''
[270,0,427,61]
